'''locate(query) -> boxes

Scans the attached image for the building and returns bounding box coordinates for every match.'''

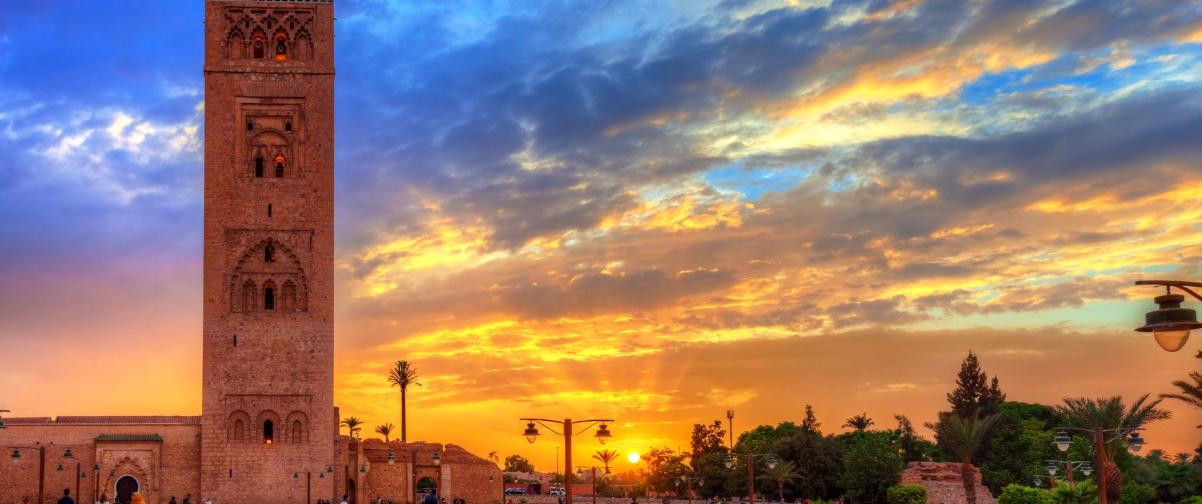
[0,2,501,504]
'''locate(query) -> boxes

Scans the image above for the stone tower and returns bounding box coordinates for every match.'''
[201,2,336,503]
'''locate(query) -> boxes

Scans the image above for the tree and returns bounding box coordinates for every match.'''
[977,402,1062,494]
[758,460,801,502]
[1160,351,1202,428]
[947,351,1006,419]
[642,447,691,496]
[775,430,845,499]
[894,414,929,463]
[1046,479,1096,504]
[387,360,421,443]
[374,423,395,442]
[886,484,927,504]
[341,416,364,439]
[487,451,500,466]
[504,454,535,473]
[1053,395,1171,502]
[736,422,803,455]
[802,404,821,433]
[842,413,874,432]
[840,435,903,504]
[690,420,727,466]
[932,414,999,504]
[593,449,618,474]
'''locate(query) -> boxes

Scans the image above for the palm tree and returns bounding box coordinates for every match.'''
[593,449,619,474]
[342,416,364,439]
[932,414,999,504]
[1160,351,1202,428]
[757,460,801,502]
[375,423,396,442]
[1053,394,1171,501]
[387,360,422,443]
[842,413,874,432]
[1174,452,1191,464]
[1047,478,1097,504]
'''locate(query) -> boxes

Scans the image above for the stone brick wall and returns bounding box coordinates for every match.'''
[900,462,996,504]
[349,441,501,504]
[0,419,201,504]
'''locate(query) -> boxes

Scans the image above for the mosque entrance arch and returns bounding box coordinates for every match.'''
[115,475,139,504]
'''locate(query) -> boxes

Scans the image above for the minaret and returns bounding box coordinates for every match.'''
[201,2,335,503]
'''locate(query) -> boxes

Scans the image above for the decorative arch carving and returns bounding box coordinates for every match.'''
[223,7,316,64]
[248,130,292,178]
[256,410,282,444]
[225,26,246,60]
[105,457,150,501]
[293,27,313,62]
[229,238,308,314]
[228,410,252,442]
[285,411,309,443]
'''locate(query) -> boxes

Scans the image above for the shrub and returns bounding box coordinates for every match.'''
[1118,483,1156,504]
[997,484,1050,504]
[886,484,926,504]
[1180,497,1202,504]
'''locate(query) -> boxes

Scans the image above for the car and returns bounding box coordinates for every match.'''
[547,488,565,496]
[504,488,527,495]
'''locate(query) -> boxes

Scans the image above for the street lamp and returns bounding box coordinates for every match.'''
[1133,280,1202,352]
[724,453,775,504]
[520,417,615,504]
[1052,428,1145,504]
[387,451,396,464]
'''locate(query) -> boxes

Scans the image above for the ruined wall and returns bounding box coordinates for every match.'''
[900,462,996,504]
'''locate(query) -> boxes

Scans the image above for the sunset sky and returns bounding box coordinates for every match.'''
[2,0,1202,470]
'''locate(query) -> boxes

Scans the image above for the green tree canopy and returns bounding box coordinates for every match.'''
[504,454,535,473]
[840,435,903,504]
[947,351,1006,419]
[736,421,803,455]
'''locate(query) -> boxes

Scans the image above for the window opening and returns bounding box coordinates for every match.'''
[264,420,274,444]
[255,156,264,178]
[264,287,275,310]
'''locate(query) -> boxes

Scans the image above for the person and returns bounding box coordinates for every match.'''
[182,495,191,504]
[99,493,109,504]
[170,497,178,504]
[58,488,76,504]
[341,495,350,504]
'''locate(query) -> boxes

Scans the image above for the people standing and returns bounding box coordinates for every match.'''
[58,489,76,504]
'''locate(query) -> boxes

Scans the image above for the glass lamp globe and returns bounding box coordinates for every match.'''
[1153,329,1191,352]
[723,455,734,469]
[1053,432,1072,452]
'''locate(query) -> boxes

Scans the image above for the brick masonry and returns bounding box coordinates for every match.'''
[0,3,500,504]
[900,462,997,504]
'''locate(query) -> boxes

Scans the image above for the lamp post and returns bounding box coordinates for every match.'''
[576,466,599,504]
[0,408,9,430]
[677,476,703,504]
[1052,428,1143,504]
[1133,280,1202,352]
[94,464,100,504]
[1042,458,1091,487]
[520,417,614,504]
[724,453,775,504]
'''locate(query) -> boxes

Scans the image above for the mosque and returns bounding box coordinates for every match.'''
[0,2,501,504]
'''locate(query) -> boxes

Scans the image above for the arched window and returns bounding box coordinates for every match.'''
[264,242,275,263]
[285,121,292,132]
[282,281,297,312]
[274,154,285,178]
[264,286,275,310]
[263,420,274,444]
[255,156,264,178]
[242,280,257,312]
[274,33,288,61]
[234,420,245,442]
[291,420,303,443]
[252,34,266,59]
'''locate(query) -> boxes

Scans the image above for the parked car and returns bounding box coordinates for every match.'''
[547,487,565,496]
[505,488,527,495]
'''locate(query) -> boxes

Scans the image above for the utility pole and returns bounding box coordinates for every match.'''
[726,410,734,449]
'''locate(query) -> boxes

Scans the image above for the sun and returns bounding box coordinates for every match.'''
[627,452,640,464]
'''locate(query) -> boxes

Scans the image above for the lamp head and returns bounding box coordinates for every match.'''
[595,424,612,445]
[523,422,540,444]
[64,448,73,459]
[723,455,734,470]
[1053,432,1072,452]
[1046,464,1057,476]
[764,456,777,470]
[1126,432,1145,453]
[388,451,396,464]
[433,451,442,465]
[1081,463,1092,476]
[1135,292,1200,352]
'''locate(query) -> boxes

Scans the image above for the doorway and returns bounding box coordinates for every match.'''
[115,475,139,504]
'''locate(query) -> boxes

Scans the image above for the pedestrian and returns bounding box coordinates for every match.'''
[170,497,178,504]
[341,495,350,504]
[58,489,76,504]
[183,495,191,504]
